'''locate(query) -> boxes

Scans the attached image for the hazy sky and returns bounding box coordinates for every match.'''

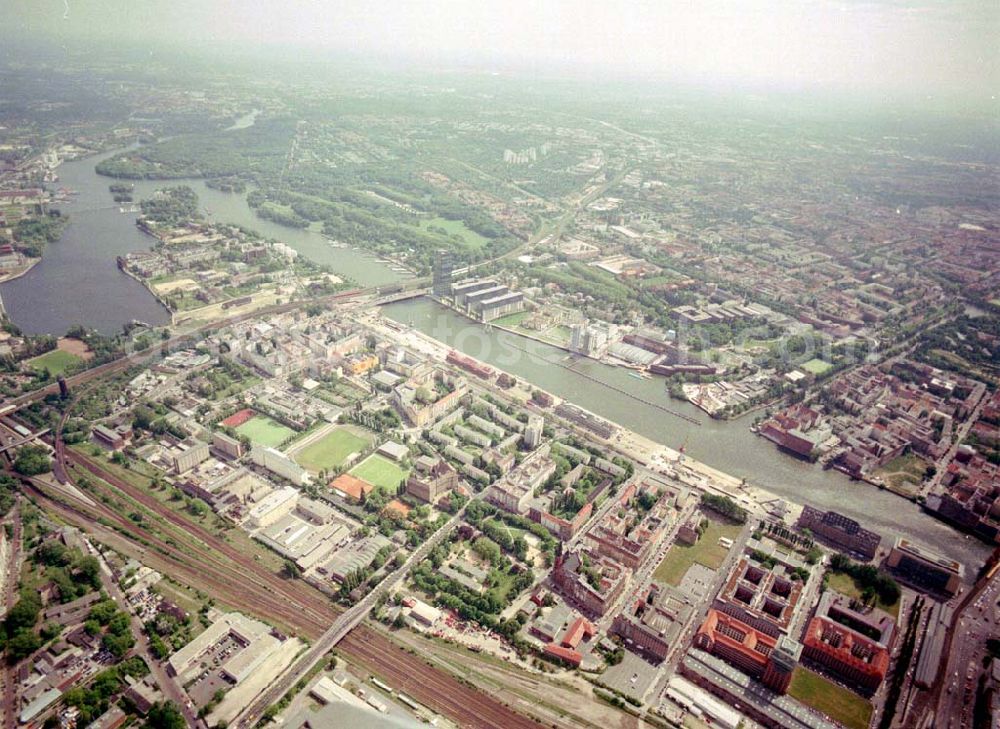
[7,0,998,96]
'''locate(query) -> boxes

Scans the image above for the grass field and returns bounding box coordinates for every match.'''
[484,518,527,541]
[549,325,574,344]
[25,349,82,376]
[873,452,928,496]
[294,426,372,472]
[235,415,296,448]
[801,358,834,375]
[350,453,409,492]
[653,514,743,586]
[826,571,900,618]
[787,667,872,729]
[418,216,489,249]
[494,311,532,328]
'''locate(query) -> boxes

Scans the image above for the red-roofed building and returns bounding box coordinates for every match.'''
[543,643,583,667]
[800,592,896,695]
[693,609,801,695]
[0,189,44,203]
[560,617,595,649]
[329,473,375,502]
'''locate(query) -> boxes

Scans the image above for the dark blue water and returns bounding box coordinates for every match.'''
[0,149,172,335]
[1,144,406,335]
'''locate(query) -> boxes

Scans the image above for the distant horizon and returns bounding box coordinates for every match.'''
[4,0,997,103]
[1,33,996,122]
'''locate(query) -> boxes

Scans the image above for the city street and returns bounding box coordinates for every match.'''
[932,573,1000,729]
[88,540,204,729]
[648,520,753,710]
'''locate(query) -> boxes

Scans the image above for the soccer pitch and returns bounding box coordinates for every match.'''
[25,349,82,376]
[801,358,834,375]
[349,454,409,492]
[235,415,297,448]
[294,426,372,472]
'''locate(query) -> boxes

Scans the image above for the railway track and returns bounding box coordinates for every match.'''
[341,626,545,729]
[5,281,431,412]
[63,448,336,629]
[3,274,558,727]
[20,476,331,637]
[27,447,547,728]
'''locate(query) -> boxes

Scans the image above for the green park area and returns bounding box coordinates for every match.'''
[25,349,82,376]
[653,514,743,586]
[484,518,528,541]
[418,216,489,249]
[826,570,900,619]
[235,415,297,448]
[787,667,872,729]
[801,358,834,375]
[294,426,372,472]
[350,453,409,492]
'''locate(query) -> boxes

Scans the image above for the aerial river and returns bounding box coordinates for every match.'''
[382,298,991,574]
[0,146,405,336]
[2,137,988,575]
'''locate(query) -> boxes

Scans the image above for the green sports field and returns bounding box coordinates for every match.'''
[801,358,834,375]
[25,349,82,376]
[349,454,409,492]
[235,415,296,448]
[295,426,372,472]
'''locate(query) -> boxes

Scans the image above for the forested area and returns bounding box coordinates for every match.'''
[97,117,295,179]
[139,186,200,225]
[7,209,68,257]
[94,107,526,272]
[916,313,1000,384]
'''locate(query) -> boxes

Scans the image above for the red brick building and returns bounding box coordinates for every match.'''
[693,609,801,695]
[800,591,896,695]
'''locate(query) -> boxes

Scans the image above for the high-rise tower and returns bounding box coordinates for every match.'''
[432,249,455,298]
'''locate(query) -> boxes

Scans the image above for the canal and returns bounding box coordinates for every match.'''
[382,297,991,573]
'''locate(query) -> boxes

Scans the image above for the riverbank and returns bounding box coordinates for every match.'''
[385,313,941,580]
[441,299,700,424]
[0,146,173,335]
[0,257,40,285]
[381,296,991,574]
[0,144,406,336]
[115,261,176,326]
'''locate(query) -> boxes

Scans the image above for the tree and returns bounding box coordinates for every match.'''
[131,404,156,432]
[144,702,186,729]
[13,445,51,476]
[103,630,136,659]
[472,537,502,566]
[6,629,42,661]
[4,591,41,634]
[36,541,70,566]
